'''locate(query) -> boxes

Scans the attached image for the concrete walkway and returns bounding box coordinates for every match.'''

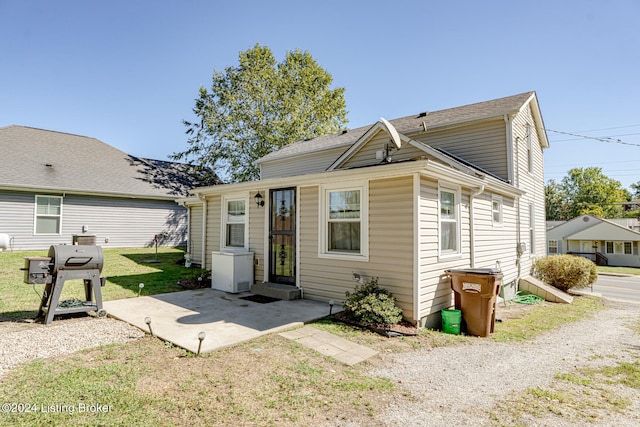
[280,326,378,365]
[103,289,358,357]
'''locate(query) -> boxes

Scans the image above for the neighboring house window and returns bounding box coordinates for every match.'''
[320,182,368,260]
[492,195,503,226]
[527,124,534,174]
[439,185,460,257]
[529,202,536,254]
[223,197,247,248]
[605,241,633,255]
[34,195,62,234]
[548,240,558,254]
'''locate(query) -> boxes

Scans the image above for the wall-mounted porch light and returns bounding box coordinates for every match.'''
[254,192,265,207]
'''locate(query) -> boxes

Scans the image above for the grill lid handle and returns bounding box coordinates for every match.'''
[64,257,93,267]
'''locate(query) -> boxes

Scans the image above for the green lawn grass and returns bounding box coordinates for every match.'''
[0,247,200,321]
[597,265,640,276]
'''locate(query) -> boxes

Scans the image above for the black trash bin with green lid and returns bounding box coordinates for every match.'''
[445,268,503,337]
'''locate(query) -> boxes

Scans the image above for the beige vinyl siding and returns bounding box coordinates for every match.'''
[299,176,415,320]
[188,204,203,265]
[0,190,187,250]
[413,119,508,180]
[417,177,471,325]
[260,147,349,179]
[204,195,221,269]
[340,130,426,169]
[248,191,266,283]
[512,104,546,269]
[471,192,518,281]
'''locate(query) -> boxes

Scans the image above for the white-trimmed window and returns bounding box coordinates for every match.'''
[320,182,368,260]
[605,241,633,255]
[492,195,503,226]
[527,124,534,174]
[439,185,460,257]
[34,195,62,234]
[606,241,614,254]
[222,196,247,248]
[548,240,558,254]
[529,202,536,255]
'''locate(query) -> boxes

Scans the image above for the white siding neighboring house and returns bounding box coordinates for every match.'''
[547,214,640,267]
[0,125,216,250]
[183,92,549,327]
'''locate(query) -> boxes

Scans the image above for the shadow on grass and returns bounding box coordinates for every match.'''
[0,309,40,322]
[105,250,202,299]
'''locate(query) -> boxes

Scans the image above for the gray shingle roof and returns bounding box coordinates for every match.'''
[256,92,535,163]
[0,125,215,198]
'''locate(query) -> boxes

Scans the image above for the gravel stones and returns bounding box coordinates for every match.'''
[0,317,145,378]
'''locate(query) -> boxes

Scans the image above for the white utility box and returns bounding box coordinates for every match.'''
[211,251,254,293]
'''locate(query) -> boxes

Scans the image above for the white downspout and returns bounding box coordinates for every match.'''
[469,185,485,268]
[200,195,207,270]
[412,173,421,325]
[505,114,514,184]
[186,205,191,255]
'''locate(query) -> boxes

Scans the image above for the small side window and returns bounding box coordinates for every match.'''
[492,196,503,226]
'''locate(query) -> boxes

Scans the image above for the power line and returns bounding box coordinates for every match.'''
[575,124,640,133]
[546,128,640,147]
[550,132,640,143]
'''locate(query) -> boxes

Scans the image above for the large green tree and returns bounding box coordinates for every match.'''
[173,44,348,182]
[545,167,628,220]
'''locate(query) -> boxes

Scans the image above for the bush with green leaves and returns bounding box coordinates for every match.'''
[533,254,598,292]
[343,277,403,325]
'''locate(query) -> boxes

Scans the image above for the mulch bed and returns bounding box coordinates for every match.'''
[333,311,420,337]
[177,279,211,290]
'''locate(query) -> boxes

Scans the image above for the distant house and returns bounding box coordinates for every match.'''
[0,125,216,250]
[547,214,640,267]
[179,92,548,327]
[620,200,640,212]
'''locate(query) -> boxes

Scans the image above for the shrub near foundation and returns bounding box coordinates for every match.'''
[344,277,403,325]
[533,255,598,292]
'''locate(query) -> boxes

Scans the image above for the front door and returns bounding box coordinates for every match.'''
[269,188,296,285]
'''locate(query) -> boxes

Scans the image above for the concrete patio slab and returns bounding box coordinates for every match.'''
[103,289,340,354]
[280,326,378,365]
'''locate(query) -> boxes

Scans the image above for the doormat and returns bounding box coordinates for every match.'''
[239,295,281,304]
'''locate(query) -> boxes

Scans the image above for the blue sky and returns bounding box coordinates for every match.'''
[1,0,639,190]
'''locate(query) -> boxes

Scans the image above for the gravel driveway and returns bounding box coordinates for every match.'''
[370,301,640,426]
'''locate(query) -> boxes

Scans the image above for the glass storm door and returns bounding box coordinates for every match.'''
[269,188,296,285]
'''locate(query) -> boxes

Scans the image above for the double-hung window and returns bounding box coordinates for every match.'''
[223,197,247,248]
[548,240,558,254]
[492,195,503,226]
[320,182,368,260]
[439,185,460,257]
[35,195,62,234]
[527,124,534,174]
[529,202,536,255]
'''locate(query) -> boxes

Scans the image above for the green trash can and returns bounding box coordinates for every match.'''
[441,308,461,335]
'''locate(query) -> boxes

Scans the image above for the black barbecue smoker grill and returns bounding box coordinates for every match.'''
[22,245,106,325]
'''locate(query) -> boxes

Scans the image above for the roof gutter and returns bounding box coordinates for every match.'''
[0,184,183,201]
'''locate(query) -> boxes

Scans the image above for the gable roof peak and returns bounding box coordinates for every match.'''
[256,91,540,164]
